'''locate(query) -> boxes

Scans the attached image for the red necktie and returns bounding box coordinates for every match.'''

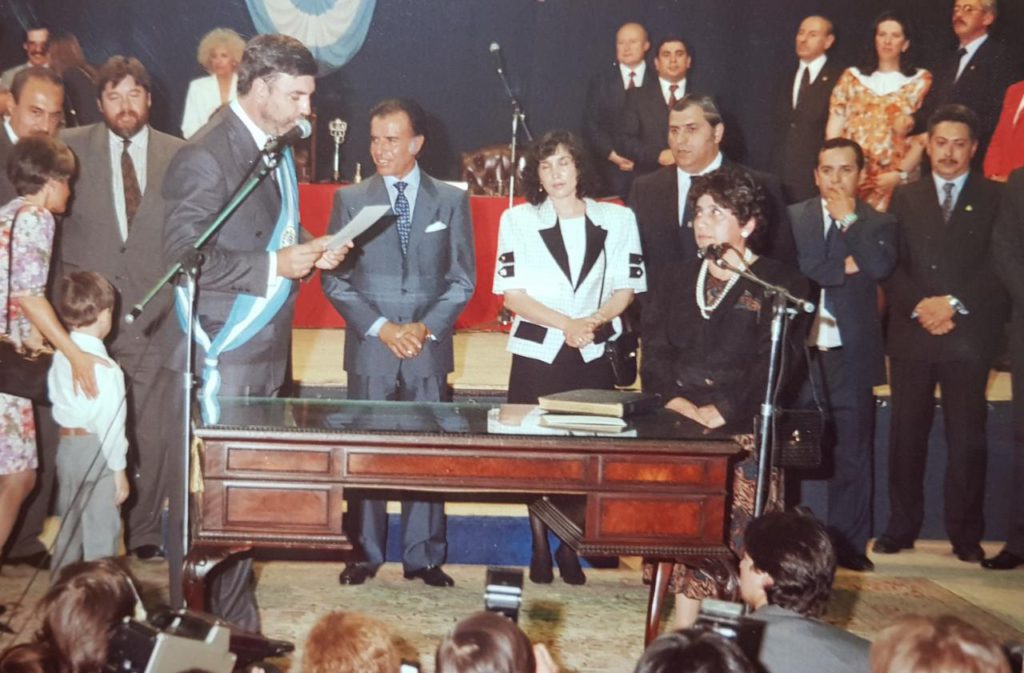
[668,84,679,107]
[628,70,636,89]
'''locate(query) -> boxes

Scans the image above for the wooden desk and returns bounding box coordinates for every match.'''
[188,398,743,643]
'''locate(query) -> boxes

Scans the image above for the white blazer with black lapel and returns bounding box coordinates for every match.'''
[322,170,476,382]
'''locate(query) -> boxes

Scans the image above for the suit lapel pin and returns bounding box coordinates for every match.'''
[965,204,973,212]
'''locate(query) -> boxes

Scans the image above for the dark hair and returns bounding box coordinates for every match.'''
[634,628,756,673]
[10,65,63,103]
[21,24,49,43]
[370,97,428,138]
[655,35,691,55]
[58,271,116,329]
[858,11,917,77]
[670,93,723,126]
[435,612,535,673]
[236,33,317,96]
[47,31,95,80]
[7,134,75,197]
[520,130,599,206]
[927,103,981,142]
[744,510,835,618]
[688,167,769,252]
[818,137,866,171]
[871,615,1012,673]
[95,55,150,97]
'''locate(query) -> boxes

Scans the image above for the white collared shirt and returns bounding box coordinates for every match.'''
[659,77,686,105]
[956,33,989,81]
[931,170,969,211]
[793,54,828,108]
[107,126,149,241]
[3,119,16,144]
[809,200,843,348]
[47,332,128,471]
[677,152,724,226]
[619,62,647,90]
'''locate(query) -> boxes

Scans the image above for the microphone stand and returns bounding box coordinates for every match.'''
[127,145,284,608]
[710,251,813,516]
[493,56,532,208]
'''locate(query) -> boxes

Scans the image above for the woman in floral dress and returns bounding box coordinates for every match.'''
[0,136,100,559]
[827,12,931,212]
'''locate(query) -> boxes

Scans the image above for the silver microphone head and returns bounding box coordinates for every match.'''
[489,42,501,53]
[294,117,313,140]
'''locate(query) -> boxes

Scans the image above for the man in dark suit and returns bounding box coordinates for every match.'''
[916,0,1022,167]
[57,56,184,562]
[162,35,344,630]
[770,16,843,204]
[987,166,1024,570]
[618,35,692,178]
[875,104,1005,562]
[581,22,655,198]
[791,138,897,571]
[628,94,796,304]
[323,98,475,588]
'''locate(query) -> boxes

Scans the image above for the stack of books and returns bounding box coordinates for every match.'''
[536,389,660,434]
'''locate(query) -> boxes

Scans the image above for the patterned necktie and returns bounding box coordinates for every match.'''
[824,217,841,314]
[121,138,142,231]
[941,182,956,222]
[668,83,679,107]
[628,70,637,89]
[796,65,811,108]
[394,181,411,254]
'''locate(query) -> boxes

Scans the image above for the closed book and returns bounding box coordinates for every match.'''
[539,414,629,433]
[537,389,660,418]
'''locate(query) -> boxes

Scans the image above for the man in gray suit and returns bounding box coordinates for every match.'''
[323,98,475,588]
[162,34,344,630]
[741,511,870,673]
[57,56,184,562]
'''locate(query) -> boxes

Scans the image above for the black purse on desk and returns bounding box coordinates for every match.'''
[0,210,53,404]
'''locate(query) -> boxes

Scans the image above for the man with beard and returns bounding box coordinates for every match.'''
[56,56,184,562]
[0,24,50,116]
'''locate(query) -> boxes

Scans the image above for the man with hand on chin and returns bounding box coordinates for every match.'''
[323,98,474,589]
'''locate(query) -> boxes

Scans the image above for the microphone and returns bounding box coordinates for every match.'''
[263,118,313,155]
[699,243,728,261]
[489,42,505,75]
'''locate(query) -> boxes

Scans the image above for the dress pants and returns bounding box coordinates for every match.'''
[885,357,990,547]
[52,434,120,576]
[807,348,876,556]
[347,373,448,571]
[1004,333,1024,556]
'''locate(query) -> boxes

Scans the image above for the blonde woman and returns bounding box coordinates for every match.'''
[181,28,245,138]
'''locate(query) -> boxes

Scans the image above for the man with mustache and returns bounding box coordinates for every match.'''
[0,25,50,116]
[876,104,1005,563]
[55,56,184,564]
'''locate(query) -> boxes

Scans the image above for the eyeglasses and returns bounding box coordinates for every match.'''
[952,5,983,15]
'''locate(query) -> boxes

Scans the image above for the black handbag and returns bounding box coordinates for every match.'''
[596,243,638,388]
[755,346,827,469]
[0,209,52,403]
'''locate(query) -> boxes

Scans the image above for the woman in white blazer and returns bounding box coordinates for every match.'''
[181,28,245,139]
[493,130,646,585]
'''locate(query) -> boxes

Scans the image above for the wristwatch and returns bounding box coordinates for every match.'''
[898,170,910,185]
[947,295,968,315]
[838,213,858,229]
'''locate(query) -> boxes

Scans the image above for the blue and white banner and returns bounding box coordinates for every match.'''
[245,0,376,74]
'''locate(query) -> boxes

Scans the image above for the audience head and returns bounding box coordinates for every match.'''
[795,15,835,62]
[197,28,246,77]
[236,34,317,137]
[369,97,428,179]
[7,134,75,210]
[740,510,835,618]
[871,615,1011,673]
[616,23,650,69]
[633,628,757,673]
[669,94,723,175]
[21,24,50,68]
[815,138,866,199]
[302,611,401,673]
[927,104,980,181]
[689,167,768,255]
[860,12,917,77]
[952,0,996,45]
[57,271,116,335]
[96,56,152,139]
[46,31,92,78]
[653,36,691,84]
[9,67,64,138]
[435,612,536,673]
[521,130,598,206]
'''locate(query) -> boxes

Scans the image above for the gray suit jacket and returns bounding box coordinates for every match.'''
[749,605,870,673]
[162,106,297,387]
[321,171,475,380]
[59,123,183,356]
[0,130,16,205]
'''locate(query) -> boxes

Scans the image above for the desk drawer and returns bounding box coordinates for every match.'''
[600,456,728,488]
[199,480,345,540]
[203,441,340,480]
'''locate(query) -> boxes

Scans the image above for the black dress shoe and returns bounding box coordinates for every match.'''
[981,550,1024,570]
[338,564,377,585]
[554,544,586,585]
[872,535,914,554]
[837,553,875,572]
[403,565,454,587]
[4,550,51,568]
[133,545,165,562]
[953,544,985,563]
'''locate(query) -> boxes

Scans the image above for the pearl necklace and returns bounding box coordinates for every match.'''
[695,248,754,319]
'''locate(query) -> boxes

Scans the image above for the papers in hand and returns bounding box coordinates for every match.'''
[327,204,392,251]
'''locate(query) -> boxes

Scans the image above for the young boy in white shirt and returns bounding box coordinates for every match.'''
[47,271,129,575]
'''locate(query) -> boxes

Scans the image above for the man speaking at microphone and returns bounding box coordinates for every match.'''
[161,34,345,631]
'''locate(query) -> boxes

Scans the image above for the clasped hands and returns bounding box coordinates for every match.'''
[380,321,430,359]
[563,312,606,349]
[914,296,956,336]
[665,396,726,429]
[276,236,352,279]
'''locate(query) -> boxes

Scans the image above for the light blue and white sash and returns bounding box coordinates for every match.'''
[176,148,299,424]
